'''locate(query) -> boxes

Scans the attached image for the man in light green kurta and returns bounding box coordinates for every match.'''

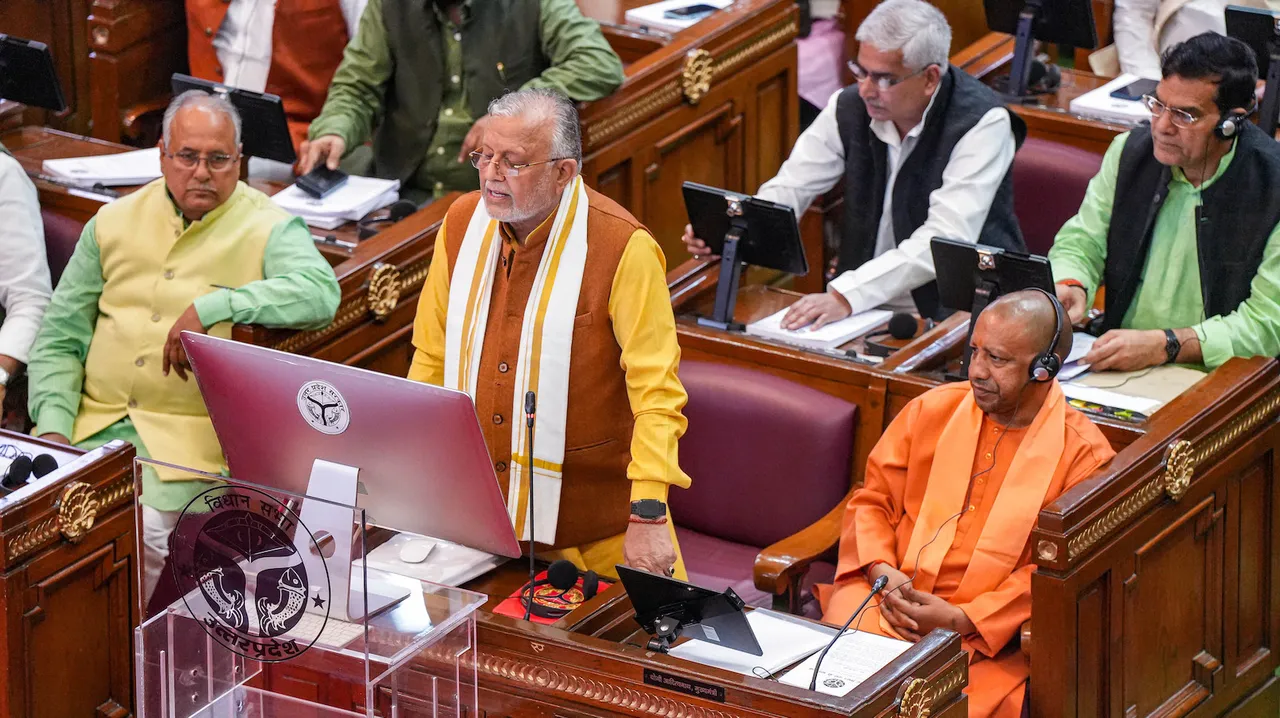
[1048,33,1280,372]
[27,91,340,601]
[298,0,625,203]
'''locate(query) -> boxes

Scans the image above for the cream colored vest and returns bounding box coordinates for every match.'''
[74,179,284,479]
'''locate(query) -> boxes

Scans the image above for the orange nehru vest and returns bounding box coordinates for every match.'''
[186,0,348,151]
[443,189,643,549]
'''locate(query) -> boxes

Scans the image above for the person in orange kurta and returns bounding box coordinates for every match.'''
[818,290,1115,717]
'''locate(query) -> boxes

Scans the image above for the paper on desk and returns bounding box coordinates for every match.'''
[780,630,912,696]
[272,176,400,224]
[1063,364,1207,415]
[623,0,732,33]
[42,147,162,186]
[1057,332,1099,382]
[746,307,892,350]
[668,609,835,676]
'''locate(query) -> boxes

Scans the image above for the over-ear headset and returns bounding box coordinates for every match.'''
[522,559,600,619]
[1026,287,1065,382]
[1214,101,1256,140]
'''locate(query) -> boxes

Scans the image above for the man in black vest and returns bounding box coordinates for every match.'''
[296,0,624,203]
[683,0,1026,326]
[1049,33,1280,371]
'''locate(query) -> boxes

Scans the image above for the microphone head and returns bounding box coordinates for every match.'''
[887,313,918,340]
[31,454,58,478]
[871,574,889,592]
[545,560,580,591]
[388,199,418,222]
[3,456,33,488]
[524,390,536,415]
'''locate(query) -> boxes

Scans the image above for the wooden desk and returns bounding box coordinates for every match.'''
[0,431,138,718]
[952,33,1131,155]
[261,562,970,717]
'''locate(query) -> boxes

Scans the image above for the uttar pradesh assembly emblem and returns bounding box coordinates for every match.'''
[170,486,331,662]
[296,380,350,435]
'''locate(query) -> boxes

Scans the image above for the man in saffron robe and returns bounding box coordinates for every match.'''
[819,290,1114,717]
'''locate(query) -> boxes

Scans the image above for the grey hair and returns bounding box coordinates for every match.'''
[855,0,951,72]
[162,90,242,147]
[486,88,582,167]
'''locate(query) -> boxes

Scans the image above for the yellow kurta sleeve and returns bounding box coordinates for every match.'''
[408,216,452,385]
[607,229,692,502]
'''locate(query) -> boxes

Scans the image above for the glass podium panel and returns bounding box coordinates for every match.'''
[134,459,485,718]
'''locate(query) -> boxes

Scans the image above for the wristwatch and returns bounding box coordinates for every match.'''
[0,364,10,388]
[630,499,667,520]
[1163,329,1182,364]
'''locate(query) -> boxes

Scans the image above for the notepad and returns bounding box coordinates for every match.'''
[780,630,912,696]
[42,147,162,186]
[746,308,892,350]
[668,609,835,676]
[273,176,400,229]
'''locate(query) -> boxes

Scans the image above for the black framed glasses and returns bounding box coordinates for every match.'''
[1141,94,1204,129]
[847,61,932,90]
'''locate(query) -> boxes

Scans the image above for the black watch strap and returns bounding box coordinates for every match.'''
[1164,329,1182,364]
[630,499,667,520]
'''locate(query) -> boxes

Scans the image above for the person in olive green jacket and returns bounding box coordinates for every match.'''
[298,0,625,204]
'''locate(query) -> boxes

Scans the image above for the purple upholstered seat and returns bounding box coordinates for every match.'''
[671,360,856,614]
[42,209,86,287]
[1011,138,1104,257]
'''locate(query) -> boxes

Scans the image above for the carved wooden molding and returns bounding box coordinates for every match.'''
[897,678,930,718]
[7,475,136,562]
[585,16,798,148]
[681,50,714,104]
[366,263,402,322]
[477,653,737,717]
[894,658,966,717]
[1062,385,1280,562]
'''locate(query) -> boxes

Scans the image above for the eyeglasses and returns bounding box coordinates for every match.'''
[165,149,239,171]
[469,151,568,177]
[847,61,932,90]
[1141,94,1204,129]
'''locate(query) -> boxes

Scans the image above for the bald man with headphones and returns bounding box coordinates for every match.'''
[1050,32,1280,372]
[818,290,1115,718]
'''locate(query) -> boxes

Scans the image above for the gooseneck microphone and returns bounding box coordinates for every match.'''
[523,390,538,621]
[809,574,888,691]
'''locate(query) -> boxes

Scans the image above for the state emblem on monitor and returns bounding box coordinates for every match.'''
[296,379,350,434]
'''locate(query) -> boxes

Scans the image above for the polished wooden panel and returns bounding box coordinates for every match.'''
[0,432,138,718]
[0,0,93,132]
[87,0,187,144]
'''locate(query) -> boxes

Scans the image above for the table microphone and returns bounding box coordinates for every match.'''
[808,574,889,691]
[523,389,538,621]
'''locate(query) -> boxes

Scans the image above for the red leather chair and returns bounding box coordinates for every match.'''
[41,209,86,287]
[1012,138,1104,256]
[671,360,856,616]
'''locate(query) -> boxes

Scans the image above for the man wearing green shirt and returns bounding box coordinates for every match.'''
[1049,33,1280,371]
[26,92,340,602]
[298,0,625,203]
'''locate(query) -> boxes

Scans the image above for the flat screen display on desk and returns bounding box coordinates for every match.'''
[682,182,808,276]
[931,237,1055,312]
[0,35,66,112]
[171,74,297,164]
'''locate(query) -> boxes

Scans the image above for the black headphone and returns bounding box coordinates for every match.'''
[522,559,601,619]
[1026,287,1066,382]
[356,200,419,240]
[1214,101,1255,140]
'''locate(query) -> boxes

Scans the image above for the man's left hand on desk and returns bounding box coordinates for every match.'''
[781,290,853,331]
[885,586,976,642]
[1082,329,1167,372]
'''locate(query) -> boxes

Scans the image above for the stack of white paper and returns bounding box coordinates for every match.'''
[1067,74,1152,126]
[272,176,400,229]
[42,147,162,186]
[780,630,912,696]
[669,609,835,676]
[623,0,732,33]
[746,307,893,350]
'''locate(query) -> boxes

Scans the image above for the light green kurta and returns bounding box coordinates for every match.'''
[1048,132,1280,368]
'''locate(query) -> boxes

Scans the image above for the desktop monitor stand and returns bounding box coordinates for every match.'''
[949,279,1000,382]
[993,0,1057,102]
[296,458,410,622]
[696,226,747,332]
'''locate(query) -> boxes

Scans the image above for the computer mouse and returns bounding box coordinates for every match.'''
[398,539,436,564]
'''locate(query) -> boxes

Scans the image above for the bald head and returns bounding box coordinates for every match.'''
[985,289,1072,364]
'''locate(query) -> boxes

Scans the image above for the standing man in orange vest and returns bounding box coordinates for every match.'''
[408,88,690,581]
[185,0,367,153]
